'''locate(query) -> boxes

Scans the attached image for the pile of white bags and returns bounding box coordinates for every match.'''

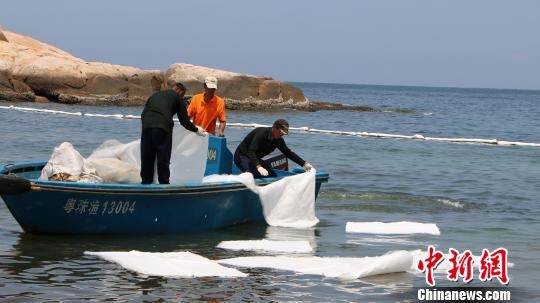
[86,139,142,184]
[39,126,209,184]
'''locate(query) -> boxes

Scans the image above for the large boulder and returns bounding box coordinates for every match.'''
[0,28,309,110]
[0,29,161,105]
[165,63,309,110]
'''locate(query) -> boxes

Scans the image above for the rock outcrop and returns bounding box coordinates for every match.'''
[0,29,162,105]
[0,29,310,110]
[165,64,309,110]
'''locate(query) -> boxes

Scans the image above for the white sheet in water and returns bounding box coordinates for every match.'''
[218,250,412,280]
[203,170,319,228]
[85,250,246,278]
[346,221,441,235]
[217,239,313,253]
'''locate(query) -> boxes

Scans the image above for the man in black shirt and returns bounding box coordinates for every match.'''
[140,82,206,184]
[234,119,314,178]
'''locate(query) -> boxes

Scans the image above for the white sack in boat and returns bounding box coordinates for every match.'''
[203,170,318,228]
[39,142,102,183]
[87,139,141,184]
[219,250,412,280]
[86,158,141,184]
[85,250,246,278]
[346,221,441,235]
[87,139,138,164]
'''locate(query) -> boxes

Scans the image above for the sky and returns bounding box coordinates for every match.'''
[1,0,539,90]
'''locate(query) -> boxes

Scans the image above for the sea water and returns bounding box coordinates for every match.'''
[0,83,539,302]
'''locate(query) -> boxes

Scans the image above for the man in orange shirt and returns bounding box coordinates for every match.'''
[187,76,227,137]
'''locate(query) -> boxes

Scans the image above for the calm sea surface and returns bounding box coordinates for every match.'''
[1,83,539,302]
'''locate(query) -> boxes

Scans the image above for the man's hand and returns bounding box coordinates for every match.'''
[196,126,207,137]
[256,165,269,177]
[219,121,226,137]
[303,162,314,171]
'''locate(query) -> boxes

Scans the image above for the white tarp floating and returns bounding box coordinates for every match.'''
[85,250,246,278]
[217,239,313,253]
[346,236,419,246]
[219,250,413,280]
[203,170,319,228]
[346,221,441,235]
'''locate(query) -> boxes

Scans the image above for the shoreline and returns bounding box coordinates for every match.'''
[0,97,378,112]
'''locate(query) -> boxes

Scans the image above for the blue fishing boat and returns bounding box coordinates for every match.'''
[0,137,329,234]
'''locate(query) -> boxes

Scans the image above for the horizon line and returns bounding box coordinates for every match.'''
[285,80,540,93]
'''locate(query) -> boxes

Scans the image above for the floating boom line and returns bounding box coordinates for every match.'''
[1,104,539,148]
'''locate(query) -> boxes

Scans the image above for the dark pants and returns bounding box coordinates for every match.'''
[234,151,277,179]
[140,127,172,184]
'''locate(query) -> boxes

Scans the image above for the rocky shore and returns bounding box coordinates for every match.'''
[0,28,375,112]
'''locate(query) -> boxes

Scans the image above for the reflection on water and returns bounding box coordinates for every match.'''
[0,224,421,302]
[265,226,318,250]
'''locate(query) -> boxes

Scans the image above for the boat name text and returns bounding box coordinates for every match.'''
[64,198,136,215]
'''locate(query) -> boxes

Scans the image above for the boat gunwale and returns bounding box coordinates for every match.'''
[0,161,330,195]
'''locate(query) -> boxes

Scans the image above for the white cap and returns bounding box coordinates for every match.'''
[204,76,218,89]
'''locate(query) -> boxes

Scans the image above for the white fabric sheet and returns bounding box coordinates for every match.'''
[219,250,413,280]
[202,172,257,190]
[168,128,209,183]
[85,250,246,278]
[258,169,318,228]
[217,240,313,253]
[346,221,441,235]
[203,170,318,228]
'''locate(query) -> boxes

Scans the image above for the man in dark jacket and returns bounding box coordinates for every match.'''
[234,119,314,178]
[140,82,206,184]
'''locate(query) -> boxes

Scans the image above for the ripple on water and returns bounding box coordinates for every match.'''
[318,190,472,214]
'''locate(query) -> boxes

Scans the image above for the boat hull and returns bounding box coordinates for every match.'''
[2,185,264,234]
[0,162,328,234]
